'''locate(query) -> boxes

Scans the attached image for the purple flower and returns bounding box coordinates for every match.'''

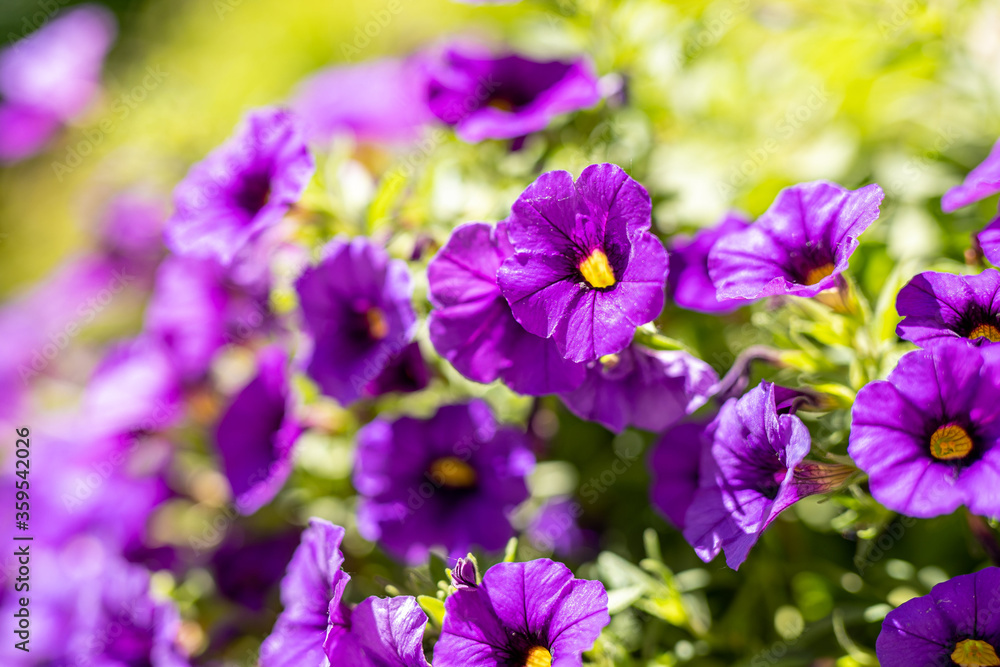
[325,596,431,667]
[428,221,585,395]
[426,45,600,142]
[497,163,669,363]
[261,519,431,667]
[0,4,116,162]
[708,181,884,300]
[982,217,1000,267]
[215,345,301,514]
[896,269,1000,348]
[849,341,1000,518]
[296,236,417,405]
[212,528,302,611]
[526,497,590,557]
[683,382,814,570]
[434,558,610,666]
[260,519,350,667]
[669,212,750,313]
[360,341,431,399]
[97,190,168,277]
[942,139,1000,212]
[354,401,534,564]
[291,57,434,144]
[0,546,189,667]
[876,568,1000,667]
[649,419,712,530]
[164,107,314,266]
[559,344,717,433]
[451,557,479,590]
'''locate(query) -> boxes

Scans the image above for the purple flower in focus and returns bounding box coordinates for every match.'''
[433,559,609,667]
[296,236,417,405]
[261,519,350,667]
[0,5,116,162]
[215,345,301,514]
[324,596,431,667]
[708,181,884,300]
[649,419,711,530]
[942,139,1000,213]
[497,163,669,363]
[426,45,600,142]
[428,221,585,395]
[896,269,1000,348]
[876,568,1000,667]
[559,344,717,433]
[164,107,314,266]
[451,557,479,590]
[983,218,1000,267]
[849,342,1000,518]
[683,382,820,570]
[669,212,750,313]
[261,519,431,667]
[291,57,434,144]
[354,401,534,564]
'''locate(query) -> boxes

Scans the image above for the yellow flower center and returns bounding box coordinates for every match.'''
[929,423,974,461]
[579,249,616,289]
[804,263,835,286]
[428,457,477,488]
[969,323,1000,343]
[487,97,515,112]
[952,639,1000,667]
[524,646,552,667]
[366,307,389,340]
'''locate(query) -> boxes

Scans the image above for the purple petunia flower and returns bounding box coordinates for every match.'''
[215,345,301,514]
[896,269,1000,348]
[669,212,751,313]
[354,401,534,564]
[559,344,718,433]
[497,163,669,363]
[983,218,1000,267]
[434,558,610,666]
[849,341,1000,518]
[708,181,884,300]
[649,419,712,530]
[428,221,585,395]
[682,381,838,570]
[0,4,116,162]
[261,518,431,667]
[291,57,435,145]
[295,236,417,405]
[212,528,302,611]
[876,568,1000,667]
[260,519,350,667]
[164,107,314,266]
[942,139,1000,213]
[426,44,601,142]
[526,497,590,557]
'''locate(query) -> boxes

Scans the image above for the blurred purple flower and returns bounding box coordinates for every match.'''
[354,401,534,564]
[669,212,750,313]
[896,269,1000,348]
[849,342,1000,518]
[295,236,417,405]
[164,107,313,266]
[526,497,588,557]
[0,4,116,162]
[215,345,301,515]
[212,528,302,612]
[434,559,609,666]
[360,341,430,398]
[428,221,585,395]
[649,419,711,530]
[683,381,817,570]
[426,45,600,142]
[708,181,884,300]
[942,139,1000,212]
[559,344,717,433]
[291,56,435,144]
[876,568,1000,667]
[97,190,168,277]
[497,163,668,363]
